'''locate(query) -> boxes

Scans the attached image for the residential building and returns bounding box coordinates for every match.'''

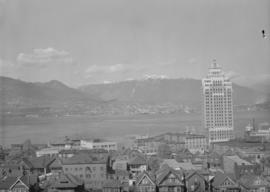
[62,153,107,190]
[136,171,156,192]
[0,163,22,178]
[102,180,124,192]
[223,155,261,179]
[0,175,37,192]
[20,156,56,175]
[239,174,270,192]
[212,171,240,192]
[202,61,234,144]
[128,156,147,176]
[185,171,207,192]
[156,168,185,192]
[48,173,84,192]
[160,159,197,171]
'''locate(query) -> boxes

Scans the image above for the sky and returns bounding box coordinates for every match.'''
[0,0,269,87]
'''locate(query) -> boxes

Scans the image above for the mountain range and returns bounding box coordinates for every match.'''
[0,76,269,116]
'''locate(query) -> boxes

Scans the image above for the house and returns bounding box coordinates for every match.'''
[185,171,206,192]
[20,156,56,175]
[103,180,124,192]
[160,159,197,171]
[48,173,84,192]
[135,171,156,192]
[212,171,240,192]
[175,148,193,162]
[48,158,63,174]
[156,168,185,192]
[207,151,222,168]
[62,153,107,190]
[239,174,270,192]
[0,175,37,192]
[128,156,147,176]
[0,163,22,178]
[223,155,261,179]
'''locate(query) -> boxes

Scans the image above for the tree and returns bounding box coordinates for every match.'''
[148,157,162,173]
[157,144,172,159]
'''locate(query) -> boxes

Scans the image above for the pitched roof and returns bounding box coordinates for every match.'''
[49,158,62,169]
[186,171,205,181]
[161,159,196,171]
[0,176,32,190]
[212,171,237,188]
[0,177,18,189]
[22,156,55,169]
[136,171,156,186]
[156,167,183,185]
[129,156,147,165]
[240,174,270,189]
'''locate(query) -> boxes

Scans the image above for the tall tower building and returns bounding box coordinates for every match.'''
[202,60,234,144]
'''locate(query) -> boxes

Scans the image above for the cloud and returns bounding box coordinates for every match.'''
[225,71,241,80]
[85,64,125,74]
[143,74,168,80]
[17,47,73,67]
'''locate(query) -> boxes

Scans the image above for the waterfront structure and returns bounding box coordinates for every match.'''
[202,61,234,144]
[80,140,117,151]
[135,132,207,155]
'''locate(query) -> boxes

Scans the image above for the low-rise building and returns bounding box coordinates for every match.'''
[160,159,197,171]
[223,155,261,180]
[80,140,117,151]
[212,171,240,192]
[128,156,147,176]
[20,156,56,175]
[184,134,207,154]
[185,171,207,192]
[136,171,156,192]
[36,147,60,157]
[239,174,270,192]
[48,173,84,192]
[156,168,185,192]
[0,175,37,192]
[62,153,107,190]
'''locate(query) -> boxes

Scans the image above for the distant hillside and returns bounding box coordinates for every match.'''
[0,76,101,112]
[80,78,266,108]
[0,77,268,116]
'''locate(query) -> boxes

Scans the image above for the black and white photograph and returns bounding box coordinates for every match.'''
[0,0,270,191]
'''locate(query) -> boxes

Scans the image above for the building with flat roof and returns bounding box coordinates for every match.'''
[80,140,117,151]
[202,61,234,144]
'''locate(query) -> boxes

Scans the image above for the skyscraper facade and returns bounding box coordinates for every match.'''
[202,61,234,144]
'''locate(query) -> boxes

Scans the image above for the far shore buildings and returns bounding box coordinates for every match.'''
[202,61,234,144]
[36,138,117,157]
[134,132,207,155]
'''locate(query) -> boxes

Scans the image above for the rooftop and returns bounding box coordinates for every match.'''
[62,153,107,165]
[225,155,252,166]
